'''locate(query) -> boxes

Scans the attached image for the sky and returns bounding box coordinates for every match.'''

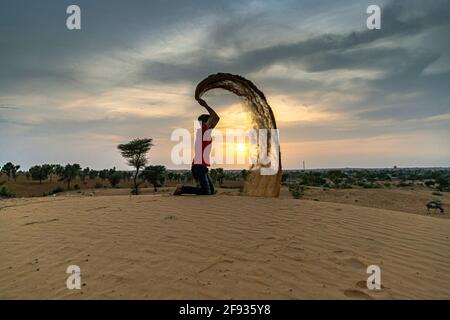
[0,0,449,170]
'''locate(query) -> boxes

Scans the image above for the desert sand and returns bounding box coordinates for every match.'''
[1,192,449,299]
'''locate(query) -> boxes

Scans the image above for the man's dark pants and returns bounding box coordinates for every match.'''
[180,164,215,195]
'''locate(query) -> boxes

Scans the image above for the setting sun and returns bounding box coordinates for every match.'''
[236,143,247,154]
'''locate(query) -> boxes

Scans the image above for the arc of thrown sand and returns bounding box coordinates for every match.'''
[195,73,282,197]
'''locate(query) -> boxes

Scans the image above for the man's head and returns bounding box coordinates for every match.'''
[198,114,210,124]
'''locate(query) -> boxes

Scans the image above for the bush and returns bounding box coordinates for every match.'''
[425,180,435,187]
[94,183,103,189]
[432,191,443,196]
[73,184,80,190]
[48,187,64,196]
[398,180,413,187]
[289,183,304,199]
[107,171,122,188]
[0,186,15,198]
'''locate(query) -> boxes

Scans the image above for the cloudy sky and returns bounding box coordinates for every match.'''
[1,0,449,170]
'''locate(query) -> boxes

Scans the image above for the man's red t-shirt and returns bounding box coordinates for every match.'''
[192,123,212,167]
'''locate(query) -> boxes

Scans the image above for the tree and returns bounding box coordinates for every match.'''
[173,172,181,182]
[29,165,50,184]
[121,171,132,181]
[183,171,193,183]
[107,169,122,188]
[241,169,249,181]
[1,162,20,181]
[98,169,109,181]
[52,164,64,179]
[216,168,225,186]
[140,165,166,192]
[436,176,450,192]
[2,162,14,181]
[89,169,98,180]
[117,138,153,195]
[59,164,81,190]
[79,167,90,182]
[42,164,53,182]
[210,169,218,184]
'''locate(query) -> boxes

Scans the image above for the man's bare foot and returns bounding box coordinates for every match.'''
[173,184,183,196]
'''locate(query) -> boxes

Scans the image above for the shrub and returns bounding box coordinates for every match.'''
[398,180,413,187]
[289,183,304,199]
[0,186,15,198]
[425,180,435,187]
[48,187,64,196]
[94,183,103,189]
[432,191,443,196]
[107,171,122,188]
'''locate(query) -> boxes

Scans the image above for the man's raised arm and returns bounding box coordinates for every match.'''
[198,99,220,129]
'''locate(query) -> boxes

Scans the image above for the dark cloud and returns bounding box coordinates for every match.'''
[0,0,449,167]
[139,0,450,79]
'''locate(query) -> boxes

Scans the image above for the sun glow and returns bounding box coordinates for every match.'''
[236,143,247,154]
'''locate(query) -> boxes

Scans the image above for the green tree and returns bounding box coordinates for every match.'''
[59,164,81,190]
[121,171,130,182]
[52,164,64,179]
[241,169,249,181]
[327,170,345,188]
[29,165,50,184]
[42,164,53,182]
[183,171,193,183]
[216,168,225,186]
[79,167,91,182]
[436,176,450,191]
[1,162,20,181]
[89,169,98,180]
[140,165,166,192]
[98,169,109,181]
[107,168,122,188]
[117,138,153,195]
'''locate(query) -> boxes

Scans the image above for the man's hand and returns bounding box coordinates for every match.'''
[197,98,220,129]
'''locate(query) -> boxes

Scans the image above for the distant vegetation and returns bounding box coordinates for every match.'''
[1,157,449,200]
[282,168,450,192]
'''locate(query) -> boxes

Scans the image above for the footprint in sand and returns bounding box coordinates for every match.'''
[356,280,367,289]
[342,257,366,268]
[331,250,366,268]
[343,289,373,299]
[357,280,385,290]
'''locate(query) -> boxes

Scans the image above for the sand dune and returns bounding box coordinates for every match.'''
[1,194,449,299]
[301,187,450,219]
